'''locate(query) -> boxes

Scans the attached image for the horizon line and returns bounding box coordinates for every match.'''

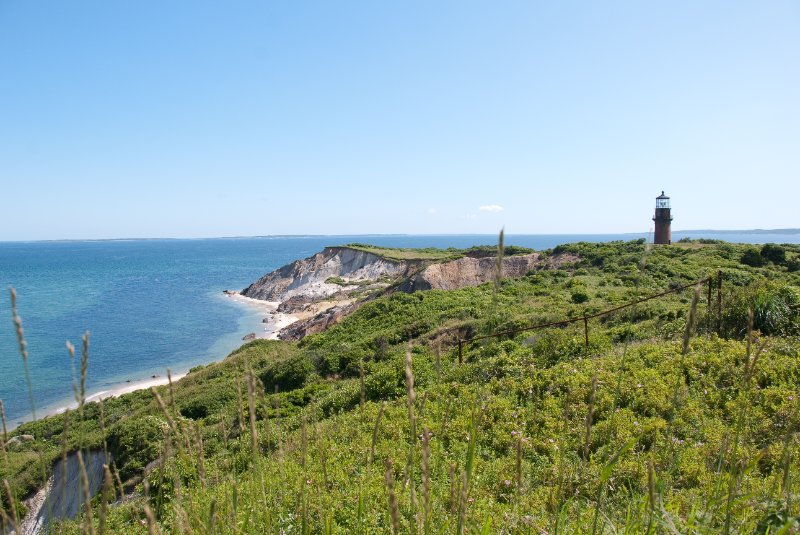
[1,228,799,244]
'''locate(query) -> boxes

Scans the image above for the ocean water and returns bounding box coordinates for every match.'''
[1,232,798,425]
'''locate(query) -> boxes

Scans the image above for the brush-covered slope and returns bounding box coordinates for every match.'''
[4,240,800,533]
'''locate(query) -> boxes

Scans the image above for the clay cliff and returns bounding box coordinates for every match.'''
[399,253,575,292]
[242,246,423,303]
[241,246,577,340]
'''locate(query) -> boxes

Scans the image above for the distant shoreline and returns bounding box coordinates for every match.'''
[2,229,799,244]
[675,229,800,235]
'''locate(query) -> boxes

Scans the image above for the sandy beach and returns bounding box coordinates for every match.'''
[223,291,299,340]
[84,373,188,403]
[32,372,189,423]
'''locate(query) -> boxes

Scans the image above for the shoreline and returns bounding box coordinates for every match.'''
[11,292,298,430]
[222,291,299,340]
[84,372,189,404]
[30,372,190,425]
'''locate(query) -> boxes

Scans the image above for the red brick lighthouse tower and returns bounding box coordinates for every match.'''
[653,191,673,245]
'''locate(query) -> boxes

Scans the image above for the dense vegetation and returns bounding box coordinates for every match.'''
[343,244,466,262]
[342,243,534,262]
[3,240,800,533]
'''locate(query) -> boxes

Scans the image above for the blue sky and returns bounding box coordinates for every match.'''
[1,1,798,240]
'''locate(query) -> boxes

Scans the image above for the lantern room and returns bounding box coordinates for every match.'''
[655,191,670,209]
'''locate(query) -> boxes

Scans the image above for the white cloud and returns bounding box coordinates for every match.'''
[478,204,504,213]
[427,208,438,214]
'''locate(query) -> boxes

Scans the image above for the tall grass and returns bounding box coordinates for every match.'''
[384,458,400,534]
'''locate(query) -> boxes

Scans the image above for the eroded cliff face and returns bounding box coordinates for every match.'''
[240,247,578,341]
[400,253,542,292]
[241,247,420,302]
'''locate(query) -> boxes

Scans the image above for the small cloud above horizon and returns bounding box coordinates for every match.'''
[427,208,438,214]
[479,204,504,213]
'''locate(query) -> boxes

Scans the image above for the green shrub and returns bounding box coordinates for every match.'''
[760,243,786,264]
[571,290,589,303]
[260,354,315,392]
[721,281,800,337]
[316,380,360,416]
[527,329,586,366]
[364,359,404,400]
[107,415,167,481]
[741,248,767,267]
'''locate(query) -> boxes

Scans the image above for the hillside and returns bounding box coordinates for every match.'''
[3,239,800,533]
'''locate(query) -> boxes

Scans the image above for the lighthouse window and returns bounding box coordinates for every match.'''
[656,198,669,209]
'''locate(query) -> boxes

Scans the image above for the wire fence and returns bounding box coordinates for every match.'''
[456,270,724,363]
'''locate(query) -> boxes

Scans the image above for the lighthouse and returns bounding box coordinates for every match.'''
[653,191,673,245]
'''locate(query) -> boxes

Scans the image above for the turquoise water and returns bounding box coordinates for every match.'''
[1,232,797,425]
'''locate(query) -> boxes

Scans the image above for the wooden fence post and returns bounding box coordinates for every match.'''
[458,340,463,365]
